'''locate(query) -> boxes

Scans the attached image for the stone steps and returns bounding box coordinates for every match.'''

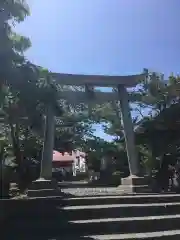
[5,231,180,240]
[10,214,180,236]
[5,193,180,239]
[66,214,180,234]
[61,202,180,220]
[82,230,180,239]
[63,194,180,206]
[60,194,180,238]
[13,201,180,220]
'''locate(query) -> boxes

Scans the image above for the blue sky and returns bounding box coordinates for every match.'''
[16,0,180,140]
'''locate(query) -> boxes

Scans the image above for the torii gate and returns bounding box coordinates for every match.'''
[28,70,148,196]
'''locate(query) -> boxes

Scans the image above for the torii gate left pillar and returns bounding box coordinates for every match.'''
[27,103,59,197]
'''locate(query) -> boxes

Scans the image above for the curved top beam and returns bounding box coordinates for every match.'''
[50,72,146,87]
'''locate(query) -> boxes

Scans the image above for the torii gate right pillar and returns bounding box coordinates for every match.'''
[118,85,149,193]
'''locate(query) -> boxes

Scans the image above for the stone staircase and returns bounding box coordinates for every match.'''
[4,193,180,239]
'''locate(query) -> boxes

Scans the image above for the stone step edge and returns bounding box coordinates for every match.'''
[82,230,180,239]
[5,230,180,240]
[62,202,180,210]
[71,214,180,224]
[64,194,180,201]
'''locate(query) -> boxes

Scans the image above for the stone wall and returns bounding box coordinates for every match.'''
[1,197,60,229]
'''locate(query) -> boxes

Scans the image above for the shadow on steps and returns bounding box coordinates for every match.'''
[2,192,95,240]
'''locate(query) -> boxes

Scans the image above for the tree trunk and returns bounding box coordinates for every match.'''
[9,121,25,191]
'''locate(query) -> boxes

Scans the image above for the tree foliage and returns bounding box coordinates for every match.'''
[1,1,180,196]
[88,71,180,174]
[0,1,97,192]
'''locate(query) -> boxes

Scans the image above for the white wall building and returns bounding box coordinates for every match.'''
[72,150,87,176]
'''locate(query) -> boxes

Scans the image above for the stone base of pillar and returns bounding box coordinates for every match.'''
[119,175,151,194]
[27,178,61,198]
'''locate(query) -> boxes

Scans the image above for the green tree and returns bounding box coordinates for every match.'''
[89,71,180,175]
[131,72,180,173]
[0,0,31,84]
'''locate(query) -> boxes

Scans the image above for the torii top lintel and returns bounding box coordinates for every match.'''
[51,72,146,87]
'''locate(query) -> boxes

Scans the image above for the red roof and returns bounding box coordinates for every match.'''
[53,150,74,162]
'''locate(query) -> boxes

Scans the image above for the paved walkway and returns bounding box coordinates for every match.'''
[61,187,125,196]
[59,181,126,196]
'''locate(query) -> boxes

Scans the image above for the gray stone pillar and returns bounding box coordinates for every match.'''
[28,104,59,197]
[117,85,139,176]
[40,104,55,179]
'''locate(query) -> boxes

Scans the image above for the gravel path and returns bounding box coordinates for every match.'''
[59,181,126,196]
[61,187,125,196]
